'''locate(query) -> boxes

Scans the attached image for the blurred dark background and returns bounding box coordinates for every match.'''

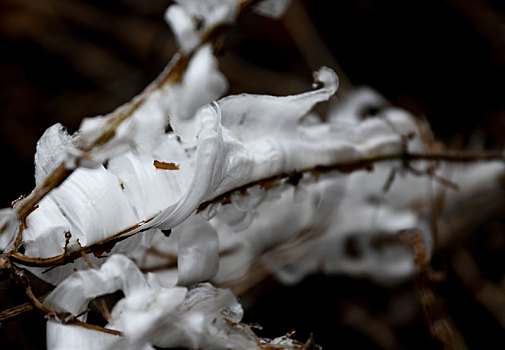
[1,0,505,349]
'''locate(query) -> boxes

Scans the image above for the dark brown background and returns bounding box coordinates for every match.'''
[1,0,505,349]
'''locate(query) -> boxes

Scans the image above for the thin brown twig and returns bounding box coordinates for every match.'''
[7,265,52,315]
[24,283,52,315]
[406,150,505,162]
[199,149,505,212]
[10,218,154,267]
[6,148,504,269]
[0,289,54,324]
[8,263,122,335]
[79,244,95,269]
[93,298,112,323]
[0,303,34,323]
[1,0,262,245]
[408,246,468,350]
[11,52,185,225]
[65,318,122,336]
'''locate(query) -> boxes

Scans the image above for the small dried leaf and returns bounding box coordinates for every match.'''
[153,160,180,170]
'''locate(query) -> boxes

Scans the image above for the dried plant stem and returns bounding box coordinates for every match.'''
[3,0,261,242]
[7,264,123,335]
[0,0,262,334]
[67,319,122,336]
[199,149,505,212]
[26,280,122,336]
[93,298,112,323]
[12,52,187,223]
[10,218,153,267]
[406,150,505,162]
[24,283,52,315]
[0,303,34,323]
[15,164,72,223]
[8,148,505,269]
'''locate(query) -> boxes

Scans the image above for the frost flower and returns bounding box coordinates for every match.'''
[45,254,275,350]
